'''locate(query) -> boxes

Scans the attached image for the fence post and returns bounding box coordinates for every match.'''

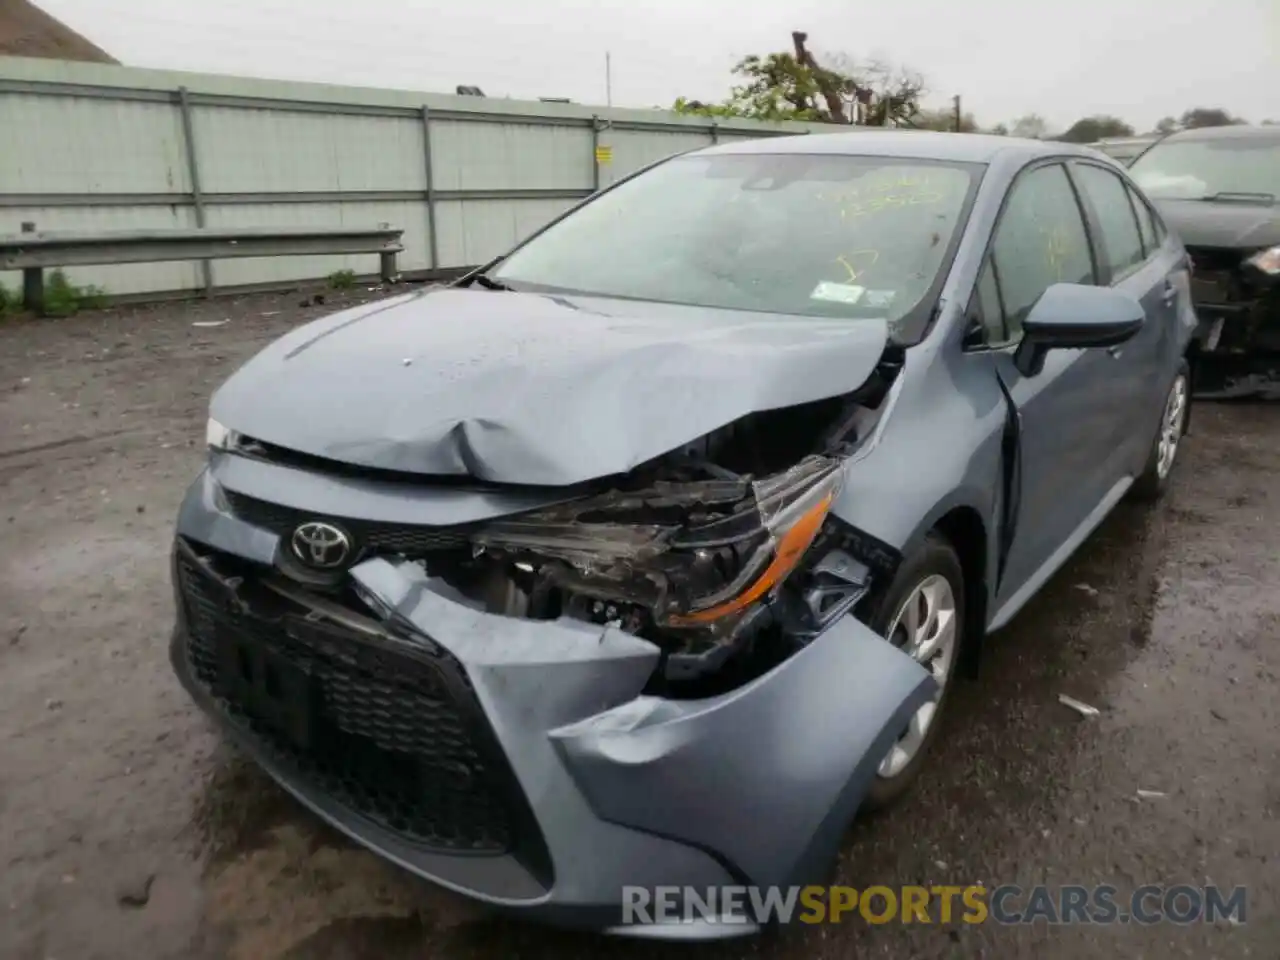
[591,115,601,192]
[177,86,214,297]
[710,121,719,145]
[421,105,439,272]
[20,221,43,315]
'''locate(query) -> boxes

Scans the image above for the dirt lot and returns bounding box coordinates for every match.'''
[1,288,1277,960]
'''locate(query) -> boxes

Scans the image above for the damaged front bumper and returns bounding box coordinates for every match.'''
[169,467,934,938]
[1188,247,1280,399]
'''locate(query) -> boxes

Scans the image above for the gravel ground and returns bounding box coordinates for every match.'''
[1,288,1276,960]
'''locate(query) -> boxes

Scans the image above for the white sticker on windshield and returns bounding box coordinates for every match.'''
[810,281,866,305]
[862,289,897,309]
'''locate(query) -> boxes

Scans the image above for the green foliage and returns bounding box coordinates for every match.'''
[729,51,853,121]
[0,281,22,316]
[42,269,107,317]
[0,272,106,318]
[671,97,753,120]
[1178,107,1246,129]
[1056,115,1135,143]
[910,107,979,132]
[326,269,356,290]
[673,52,835,122]
[673,44,924,126]
[1009,113,1049,139]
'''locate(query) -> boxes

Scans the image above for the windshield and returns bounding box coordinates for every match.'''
[1129,133,1280,201]
[489,152,981,343]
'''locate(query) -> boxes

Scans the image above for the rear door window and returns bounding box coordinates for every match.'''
[1127,183,1159,256]
[1073,163,1147,279]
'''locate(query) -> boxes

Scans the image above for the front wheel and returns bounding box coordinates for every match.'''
[1131,361,1190,503]
[861,533,966,811]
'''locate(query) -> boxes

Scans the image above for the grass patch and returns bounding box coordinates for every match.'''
[326,269,356,290]
[43,269,107,316]
[0,281,21,316]
[1,271,107,318]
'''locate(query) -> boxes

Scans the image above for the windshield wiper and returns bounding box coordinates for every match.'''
[1197,191,1275,205]
[469,273,514,291]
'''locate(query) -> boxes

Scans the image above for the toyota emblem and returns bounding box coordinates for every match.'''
[290,521,352,569]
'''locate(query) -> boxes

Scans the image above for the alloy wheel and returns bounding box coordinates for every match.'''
[877,573,958,779]
[1156,374,1188,480]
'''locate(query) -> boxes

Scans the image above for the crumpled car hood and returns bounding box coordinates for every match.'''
[1154,199,1280,250]
[210,288,890,486]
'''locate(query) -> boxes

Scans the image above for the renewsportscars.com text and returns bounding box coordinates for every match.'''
[620,884,1248,927]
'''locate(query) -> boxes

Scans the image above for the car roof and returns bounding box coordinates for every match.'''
[1093,135,1158,147]
[1159,124,1280,143]
[696,130,1102,165]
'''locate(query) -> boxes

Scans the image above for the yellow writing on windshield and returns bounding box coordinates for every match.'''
[836,249,881,282]
[1043,225,1076,282]
[818,172,948,220]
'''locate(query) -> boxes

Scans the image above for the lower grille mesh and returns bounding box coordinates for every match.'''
[176,551,521,853]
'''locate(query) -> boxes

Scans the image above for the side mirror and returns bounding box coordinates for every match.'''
[1014,283,1145,376]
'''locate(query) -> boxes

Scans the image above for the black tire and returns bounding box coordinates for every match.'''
[1131,360,1190,503]
[860,533,966,811]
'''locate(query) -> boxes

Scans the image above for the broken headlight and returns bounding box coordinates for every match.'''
[205,418,239,451]
[470,455,843,632]
[1246,245,1280,277]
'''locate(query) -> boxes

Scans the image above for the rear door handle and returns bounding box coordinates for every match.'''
[1107,345,1124,358]
[1161,282,1177,305]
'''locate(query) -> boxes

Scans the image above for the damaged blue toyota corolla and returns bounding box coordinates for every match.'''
[170,131,1196,937]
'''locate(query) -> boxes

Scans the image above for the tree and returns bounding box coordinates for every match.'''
[823,52,927,126]
[1057,115,1135,143]
[910,107,978,132]
[987,122,1010,136]
[1179,107,1244,129]
[1153,116,1179,135]
[1010,113,1049,139]
[1263,119,1279,126]
[673,31,925,126]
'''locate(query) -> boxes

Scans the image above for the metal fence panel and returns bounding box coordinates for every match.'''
[0,57,848,299]
[0,91,189,195]
[202,199,428,285]
[599,128,714,184]
[433,197,581,267]
[193,107,427,194]
[429,119,595,192]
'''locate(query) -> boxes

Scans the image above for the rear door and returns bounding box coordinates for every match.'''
[1067,160,1177,469]
[969,161,1116,602]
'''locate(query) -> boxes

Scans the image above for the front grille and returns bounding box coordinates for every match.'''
[176,548,528,855]
[223,490,469,555]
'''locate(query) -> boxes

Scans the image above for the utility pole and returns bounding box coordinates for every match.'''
[605,52,612,107]
[953,94,962,132]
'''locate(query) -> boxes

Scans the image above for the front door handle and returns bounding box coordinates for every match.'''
[1161,283,1177,305]
[1107,345,1124,359]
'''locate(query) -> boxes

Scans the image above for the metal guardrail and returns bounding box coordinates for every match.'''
[0,224,405,314]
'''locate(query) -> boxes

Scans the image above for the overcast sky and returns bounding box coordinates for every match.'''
[39,0,1279,133]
